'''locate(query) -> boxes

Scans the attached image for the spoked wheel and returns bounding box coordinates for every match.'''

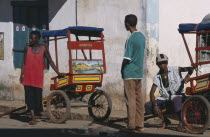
[182,95,210,134]
[88,90,112,121]
[46,90,71,123]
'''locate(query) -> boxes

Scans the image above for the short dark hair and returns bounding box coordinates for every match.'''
[125,14,137,27]
[30,31,41,39]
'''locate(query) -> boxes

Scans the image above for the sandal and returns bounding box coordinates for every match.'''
[120,128,135,132]
[29,120,37,125]
[176,126,186,132]
[165,118,171,126]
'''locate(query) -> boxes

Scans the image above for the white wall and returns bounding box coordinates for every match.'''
[0,0,76,101]
[159,0,210,67]
[0,0,22,100]
[4,0,205,110]
[77,0,147,110]
[43,0,76,97]
[0,0,149,110]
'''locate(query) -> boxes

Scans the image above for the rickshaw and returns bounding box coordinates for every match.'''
[41,26,112,123]
[178,23,210,134]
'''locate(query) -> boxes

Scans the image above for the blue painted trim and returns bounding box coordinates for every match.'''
[147,0,159,40]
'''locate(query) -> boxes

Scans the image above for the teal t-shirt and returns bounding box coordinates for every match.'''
[123,31,145,79]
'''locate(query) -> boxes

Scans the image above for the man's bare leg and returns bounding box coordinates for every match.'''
[29,110,37,125]
[156,112,166,129]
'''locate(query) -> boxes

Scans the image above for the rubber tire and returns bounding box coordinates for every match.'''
[88,90,112,121]
[182,95,210,134]
[46,90,71,124]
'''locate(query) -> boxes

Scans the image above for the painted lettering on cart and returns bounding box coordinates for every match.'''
[79,44,93,47]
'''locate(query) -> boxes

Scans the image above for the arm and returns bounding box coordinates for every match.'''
[179,67,194,83]
[121,59,130,78]
[121,38,132,79]
[43,45,63,77]
[150,84,161,114]
[150,84,157,105]
[19,46,28,84]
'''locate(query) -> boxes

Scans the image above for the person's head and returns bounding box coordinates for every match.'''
[156,54,168,71]
[124,14,137,31]
[29,31,41,45]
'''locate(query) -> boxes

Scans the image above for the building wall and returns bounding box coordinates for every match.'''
[0,0,76,101]
[158,0,210,95]
[0,0,155,110]
[2,0,209,110]
[0,0,20,101]
[159,0,210,67]
[77,0,147,110]
[145,0,159,101]
[43,0,76,98]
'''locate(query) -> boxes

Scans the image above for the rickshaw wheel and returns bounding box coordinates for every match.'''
[88,90,112,121]
[182,95,210,134]
[46,90,71,124]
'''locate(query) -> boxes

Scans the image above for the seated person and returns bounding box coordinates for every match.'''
[145,54,194,130]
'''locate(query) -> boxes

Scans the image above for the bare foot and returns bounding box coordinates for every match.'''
[158,122,166,129]
[177,122,185,132]
[135,127,144,132]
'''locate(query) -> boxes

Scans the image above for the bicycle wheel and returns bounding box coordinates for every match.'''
[182,95,210,134]
[46,90,71,123]
[88,90,112,121]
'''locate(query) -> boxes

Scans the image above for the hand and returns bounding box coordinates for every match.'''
[153,105,161,114]
[184,74,190,84]
[19,75,23,84]
[121,74,124,79]
[121,70,124,79]
[58,73,65,78]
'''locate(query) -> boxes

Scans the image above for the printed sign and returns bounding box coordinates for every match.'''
[16,25,19,31]
[21,25,26,31]
[32,25,36,31]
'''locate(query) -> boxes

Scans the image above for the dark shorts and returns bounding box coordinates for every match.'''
[24,85,43,113]
[145,96,182,115]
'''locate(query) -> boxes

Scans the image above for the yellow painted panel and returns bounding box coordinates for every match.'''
[76,85,82,91]
[86,85,92,91]
[57,76,69,87]
[195,78,209,91]
[73,75,101,83]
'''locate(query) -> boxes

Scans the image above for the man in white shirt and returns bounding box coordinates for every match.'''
[145,54,194,130]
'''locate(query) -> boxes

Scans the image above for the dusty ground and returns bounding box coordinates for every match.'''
[0,100,210,137]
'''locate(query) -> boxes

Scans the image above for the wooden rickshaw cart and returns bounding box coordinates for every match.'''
[41,26,112,123]
[179,23,210,134]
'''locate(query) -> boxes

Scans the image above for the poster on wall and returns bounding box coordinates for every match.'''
[0,32,4,60]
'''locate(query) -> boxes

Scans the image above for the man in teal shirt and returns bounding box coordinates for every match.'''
[121,14,145,132]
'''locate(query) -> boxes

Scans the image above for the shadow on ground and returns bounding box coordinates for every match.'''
[0,129,194,137]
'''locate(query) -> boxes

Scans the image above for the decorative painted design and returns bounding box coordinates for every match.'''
[72,60,103,74]
[195,78,209,91]
[57,76,69,87]
[79,43,93,47]
[73,75,101,83]
[86,85,92,91]
[76,85,82,91]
